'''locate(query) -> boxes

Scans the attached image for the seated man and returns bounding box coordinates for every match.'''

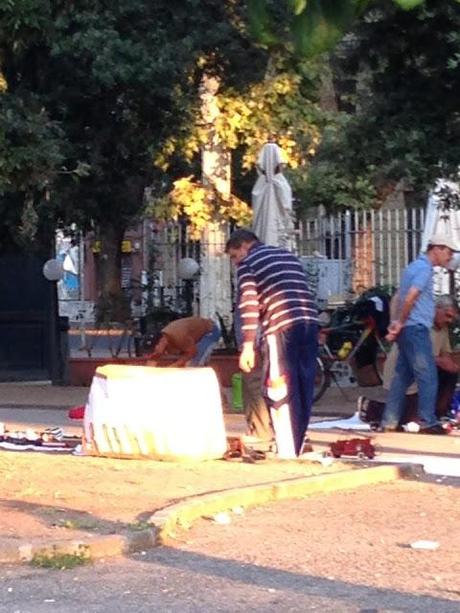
[148,316,221,367]
[358,295,459,429]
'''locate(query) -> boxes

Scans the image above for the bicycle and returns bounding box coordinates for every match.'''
[313,311,389,403]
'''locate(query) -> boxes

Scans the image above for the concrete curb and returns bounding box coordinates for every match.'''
[0,463,420,566]
[0,531,160,566]
[0,404,71,411]
[150,464,419,541]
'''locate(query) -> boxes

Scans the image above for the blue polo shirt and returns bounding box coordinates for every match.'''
[399,254,434,328]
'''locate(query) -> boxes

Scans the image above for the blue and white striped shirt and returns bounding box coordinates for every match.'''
[236,243,318,343]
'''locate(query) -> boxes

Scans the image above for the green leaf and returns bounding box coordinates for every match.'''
[292,0,365,56]
[247,0,278,46]
[392,0,425,9]
[288,0,308,17]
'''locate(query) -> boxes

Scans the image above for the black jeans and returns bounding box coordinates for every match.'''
[436,368,458,419]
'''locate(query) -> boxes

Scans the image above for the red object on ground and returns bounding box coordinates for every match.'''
[68,405,85,420]
[329,437,375,459]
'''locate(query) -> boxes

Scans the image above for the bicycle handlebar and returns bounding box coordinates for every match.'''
[319,316,377,336]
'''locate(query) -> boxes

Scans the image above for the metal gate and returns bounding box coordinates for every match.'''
[0,253,56,381]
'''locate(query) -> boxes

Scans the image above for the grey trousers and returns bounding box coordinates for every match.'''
[243,360,274,441]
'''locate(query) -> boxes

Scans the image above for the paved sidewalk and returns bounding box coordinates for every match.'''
[0,378,360,436]
[0,381,90,410]
[0,379,361,413]
[0,380,458,466]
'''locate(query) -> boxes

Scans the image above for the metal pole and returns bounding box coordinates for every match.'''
[49,279,62,385]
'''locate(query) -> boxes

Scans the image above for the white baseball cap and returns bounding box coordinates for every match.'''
[428,233,460,252]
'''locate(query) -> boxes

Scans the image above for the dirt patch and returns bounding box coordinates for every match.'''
[0,448,353,548]
[176,477,460,601]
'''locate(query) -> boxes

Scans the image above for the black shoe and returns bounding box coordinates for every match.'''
[358,396,385,425]
[419,424,448,435]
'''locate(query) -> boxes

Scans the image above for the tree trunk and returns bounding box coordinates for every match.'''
[95,223,129,323]
[199,74,233,323]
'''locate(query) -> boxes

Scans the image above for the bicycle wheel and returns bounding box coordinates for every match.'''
[313,356,331,403]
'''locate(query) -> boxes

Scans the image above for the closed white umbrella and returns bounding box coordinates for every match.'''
[421,179,460,292]
[251,142,295,249]
[421,178,460,253]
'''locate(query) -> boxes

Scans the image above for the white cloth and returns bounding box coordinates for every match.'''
[309,411,371,431]
[251,143,294,249]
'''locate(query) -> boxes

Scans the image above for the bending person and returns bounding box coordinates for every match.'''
[148,316,221,367]
[226,229,319,458]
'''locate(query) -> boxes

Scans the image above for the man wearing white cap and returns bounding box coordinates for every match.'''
[382,233,458,434]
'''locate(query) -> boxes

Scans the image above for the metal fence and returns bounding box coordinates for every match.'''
[61,207,459,327]
[297,206,458,306]
[149,220,203,314]
[149,208,459,310]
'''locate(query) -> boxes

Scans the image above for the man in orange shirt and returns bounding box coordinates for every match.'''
[148,316,221,367]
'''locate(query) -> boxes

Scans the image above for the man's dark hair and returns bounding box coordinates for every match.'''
[436,294,459,311]
[225,229,259,252]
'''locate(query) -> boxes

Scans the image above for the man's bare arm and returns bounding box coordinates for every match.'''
[169,342,197,367]
[398,287,421,325]
[148,335,168,360]
[386,287,421,341]
[436,353,460,374]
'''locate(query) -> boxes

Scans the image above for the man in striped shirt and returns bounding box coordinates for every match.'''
[226,229,319,458]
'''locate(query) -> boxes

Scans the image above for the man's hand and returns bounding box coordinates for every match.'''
[436,353,460,374]
[386,320,403,342]
[239,342,255,373]
[170,358,188,367]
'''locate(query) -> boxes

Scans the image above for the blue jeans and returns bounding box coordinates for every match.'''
[189,321,221,366]
[382,324,438,428]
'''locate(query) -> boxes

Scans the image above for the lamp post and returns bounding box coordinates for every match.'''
[178,257,199,316]
[42,258,66,384]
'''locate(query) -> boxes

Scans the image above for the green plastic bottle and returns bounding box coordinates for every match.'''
[231,373,244,412]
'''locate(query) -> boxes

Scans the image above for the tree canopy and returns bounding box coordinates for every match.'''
[150,50,327,236]
[248,0,452,56]
[2,0,457,255]
[1,1,328,314]
[296,0,460,212]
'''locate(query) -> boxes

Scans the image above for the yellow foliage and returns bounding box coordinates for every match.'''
[151,56,324,233]
[150,176,252,240]
[153,65,321,177]
[0,72,7,93]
